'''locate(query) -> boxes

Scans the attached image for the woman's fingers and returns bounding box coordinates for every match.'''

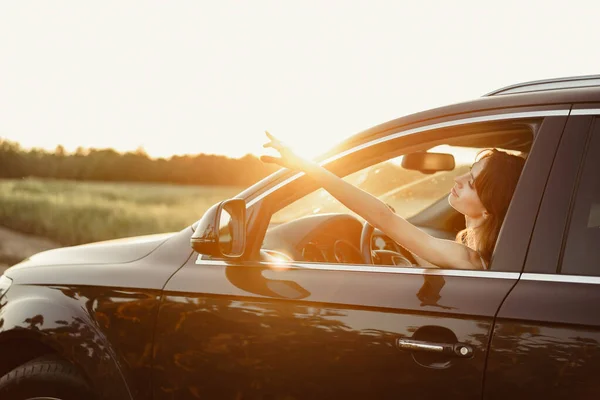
[260,155,284,166]
[263,141,284,151]
[263,130,284,151]
[261,131,302,170]
[265,130,277,141]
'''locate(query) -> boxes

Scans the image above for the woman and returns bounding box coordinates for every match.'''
[261,131,526,270]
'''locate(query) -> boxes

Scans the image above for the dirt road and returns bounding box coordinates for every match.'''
[0,226,60,274]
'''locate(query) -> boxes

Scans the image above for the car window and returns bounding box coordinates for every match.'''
[560,118,600,276]
[260,120,533,268]
[270,145,477,225]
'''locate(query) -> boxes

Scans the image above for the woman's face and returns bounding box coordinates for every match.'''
[448,158,489,219]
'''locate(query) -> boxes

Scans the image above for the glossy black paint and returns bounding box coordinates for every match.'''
[153,256,518,400]
[0,228,194,400]
[484,111,600,399]
[491,115,568,272]
[5,228,192,289]
[190,198,247,257]
[15,232,174,269]
[485,279,600,399]
[0,284,155,400]
[524,115,594,274]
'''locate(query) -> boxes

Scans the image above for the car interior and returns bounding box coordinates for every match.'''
[258,119,539,268]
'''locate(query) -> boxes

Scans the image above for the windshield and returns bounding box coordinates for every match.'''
[270,145,476,225]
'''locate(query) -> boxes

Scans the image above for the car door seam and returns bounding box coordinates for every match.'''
[480,106,572,400]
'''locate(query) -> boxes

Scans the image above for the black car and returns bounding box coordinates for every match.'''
[1,75,600,400]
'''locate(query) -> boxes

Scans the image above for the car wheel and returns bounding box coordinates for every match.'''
[0,355,96,400]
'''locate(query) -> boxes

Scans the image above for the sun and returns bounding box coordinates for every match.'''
[261,130,342,161]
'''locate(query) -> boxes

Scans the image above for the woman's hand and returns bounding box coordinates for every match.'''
[260,131,307,171]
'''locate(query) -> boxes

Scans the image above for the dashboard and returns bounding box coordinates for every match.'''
[262,213,406,265]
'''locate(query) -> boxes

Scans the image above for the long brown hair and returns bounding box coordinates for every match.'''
[456,149,526,265]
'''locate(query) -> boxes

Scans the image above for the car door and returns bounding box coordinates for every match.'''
[484,108,600,399]
[151,109,568,400]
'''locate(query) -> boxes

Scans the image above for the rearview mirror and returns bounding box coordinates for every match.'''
[402,152,455,174]
[190,198,246,258]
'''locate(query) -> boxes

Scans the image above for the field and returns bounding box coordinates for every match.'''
[0,168,464,252]
[0,178,244,246]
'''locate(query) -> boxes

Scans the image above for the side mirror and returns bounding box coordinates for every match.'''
[402,152,455,174]
[190,198,246,258]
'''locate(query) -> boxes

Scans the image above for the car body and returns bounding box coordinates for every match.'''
[1,75,600,399]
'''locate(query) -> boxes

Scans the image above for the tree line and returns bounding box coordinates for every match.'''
[0,139,279,186]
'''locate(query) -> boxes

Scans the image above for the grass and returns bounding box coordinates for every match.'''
[0,166,469,247]
[0,178,243,246]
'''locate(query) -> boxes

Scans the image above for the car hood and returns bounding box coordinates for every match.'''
[7,232,175,270]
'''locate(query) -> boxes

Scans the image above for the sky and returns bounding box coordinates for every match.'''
[1,1,598,160]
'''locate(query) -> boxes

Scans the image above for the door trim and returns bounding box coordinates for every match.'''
[196,259,520,280]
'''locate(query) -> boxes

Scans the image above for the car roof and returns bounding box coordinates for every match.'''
[337,83,600,155]
[240,78,600,201]
[483,74,600,96]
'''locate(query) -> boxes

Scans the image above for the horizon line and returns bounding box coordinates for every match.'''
[0,137,262,161]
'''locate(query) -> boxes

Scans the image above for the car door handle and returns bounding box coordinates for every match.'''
[397,338,473,358]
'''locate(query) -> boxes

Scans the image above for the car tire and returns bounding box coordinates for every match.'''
[0,355,96,400]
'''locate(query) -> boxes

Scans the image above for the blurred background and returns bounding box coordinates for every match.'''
[1,0,597,269]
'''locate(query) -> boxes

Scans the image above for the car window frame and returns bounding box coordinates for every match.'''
[523,111,596,275]
[241,106,570,272]
[560,115,600,276]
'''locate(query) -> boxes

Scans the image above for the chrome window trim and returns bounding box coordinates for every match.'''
[571,109,600,116]
[246,172,306,207]
[197,260,600,284]
[247,109,569,207]
[521,273,600,285]
[196,259,520,279]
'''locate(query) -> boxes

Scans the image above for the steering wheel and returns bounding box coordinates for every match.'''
[360,221,376,264]
[360,221,413,267]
